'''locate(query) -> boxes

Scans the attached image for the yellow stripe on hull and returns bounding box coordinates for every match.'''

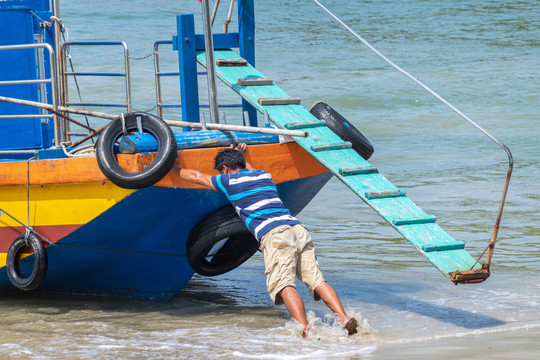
[0,182,133,227]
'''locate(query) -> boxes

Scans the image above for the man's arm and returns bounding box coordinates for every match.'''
[173,167,216,190]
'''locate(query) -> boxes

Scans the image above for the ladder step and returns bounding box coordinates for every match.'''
[258,97,302,106]
[339,166,378,176]
[392,215,437,226]
[310,142,353,152]
[237,77,273,86]
[422,241,465,252]
[284,121,326,130]
[365,189,406,199]
[216,58,248,67]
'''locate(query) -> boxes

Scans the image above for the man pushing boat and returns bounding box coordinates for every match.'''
[174,143,357,337]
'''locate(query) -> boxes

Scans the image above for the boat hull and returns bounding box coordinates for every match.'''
[0,143,332,299]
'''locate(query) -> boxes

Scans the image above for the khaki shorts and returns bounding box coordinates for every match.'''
[259,224,325,305]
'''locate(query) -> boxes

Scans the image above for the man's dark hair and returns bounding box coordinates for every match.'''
[214,148,246,170]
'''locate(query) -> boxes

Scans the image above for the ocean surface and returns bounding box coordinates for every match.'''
[1,0,539,358]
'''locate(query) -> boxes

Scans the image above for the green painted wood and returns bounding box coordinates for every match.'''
[284,121,326,130]
[366,190,407,200]
[339,166,379,176]
[310,142,353,152]
[258,97,302,106]
[422,242,465,252]
[392,215,437,226]
[197,49,483,280]
[237,77,273,86]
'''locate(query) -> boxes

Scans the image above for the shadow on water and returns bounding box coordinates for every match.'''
[351,280,506,330]
[0,277,279,322]
[0,272,505,330]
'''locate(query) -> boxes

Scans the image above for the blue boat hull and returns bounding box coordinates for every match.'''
[0,172,332,299]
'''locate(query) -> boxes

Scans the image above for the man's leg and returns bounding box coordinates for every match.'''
[314,282,350,324]
[280,286,308,328]
[315,282,358,335]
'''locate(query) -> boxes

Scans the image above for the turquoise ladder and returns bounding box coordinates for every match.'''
[197,49,489,284]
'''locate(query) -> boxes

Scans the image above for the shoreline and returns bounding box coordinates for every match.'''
[371,324,540,359]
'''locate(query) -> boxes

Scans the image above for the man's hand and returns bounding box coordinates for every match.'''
[229,143,253,170]
[230,143,247,154]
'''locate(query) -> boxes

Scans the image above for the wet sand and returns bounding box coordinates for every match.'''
[371,326,540,359]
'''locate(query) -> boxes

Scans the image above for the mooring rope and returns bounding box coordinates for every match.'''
[311,0,513,269]
[311,0,509,152]
[0,207,55,246]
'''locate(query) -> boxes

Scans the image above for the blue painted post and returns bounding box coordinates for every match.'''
[176,14,200,124]
[238,0,258,127]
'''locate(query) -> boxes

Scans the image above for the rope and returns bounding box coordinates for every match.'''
[311,0,507,151]
[312,0,514,270]
[61,143,96,157]
[0,164,55,247]
[0,207,55,246]
[26,158,31,228]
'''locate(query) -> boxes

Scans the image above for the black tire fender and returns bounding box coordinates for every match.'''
[310,101,374,160]
[6,233,48,291]
[96,112,178,189]
[187,206,258,277]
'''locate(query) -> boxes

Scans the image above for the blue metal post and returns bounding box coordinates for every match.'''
[175,14,200,124]
[238,0,257,127]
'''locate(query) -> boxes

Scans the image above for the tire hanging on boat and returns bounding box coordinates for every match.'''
[96,112,178,189]
[187,206,259,277]
[6,233,48,291]
[310,101,374,160]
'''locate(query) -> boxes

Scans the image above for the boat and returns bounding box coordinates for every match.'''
[0,0,511,300]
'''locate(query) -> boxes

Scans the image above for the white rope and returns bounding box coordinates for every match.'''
[61,143,96,157]
[311,0,507,151]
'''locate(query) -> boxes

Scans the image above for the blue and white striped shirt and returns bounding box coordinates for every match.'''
[211,169,300,241]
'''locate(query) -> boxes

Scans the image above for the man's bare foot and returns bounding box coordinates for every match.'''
[302,325,309,338]
[344,318,358,335]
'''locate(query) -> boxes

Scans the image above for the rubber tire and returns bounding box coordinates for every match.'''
[96,112,178,189]
[6,233,48,291]
[310,101,374,160]
[187,206,258,277]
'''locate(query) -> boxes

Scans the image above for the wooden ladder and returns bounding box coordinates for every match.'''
[197,49,489,284]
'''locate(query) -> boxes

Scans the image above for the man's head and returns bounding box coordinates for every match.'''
[214,148,246,174]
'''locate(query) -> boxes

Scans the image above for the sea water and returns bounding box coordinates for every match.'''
[0,0,538,358]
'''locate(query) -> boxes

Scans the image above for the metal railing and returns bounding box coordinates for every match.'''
[61,41,132,111]
[0,42,61,144]
[153,40,242,119]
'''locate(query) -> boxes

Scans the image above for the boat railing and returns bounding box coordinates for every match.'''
[0,43,62,145]
[153,40,242,121]
[61,41,132,112]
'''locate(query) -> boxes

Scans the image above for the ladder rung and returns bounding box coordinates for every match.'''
[422,241,465,252]
[237,77,273,86]
[258,97,302,106]
[339,166,378,176]
[365,189,406,199]
[392,215,437,226]
[310,142,353,152]
[284,121,326,130]
[216,58,248,67]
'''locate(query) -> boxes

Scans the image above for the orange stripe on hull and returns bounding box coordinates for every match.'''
[0,142,326,188]
[157,142,329,188]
